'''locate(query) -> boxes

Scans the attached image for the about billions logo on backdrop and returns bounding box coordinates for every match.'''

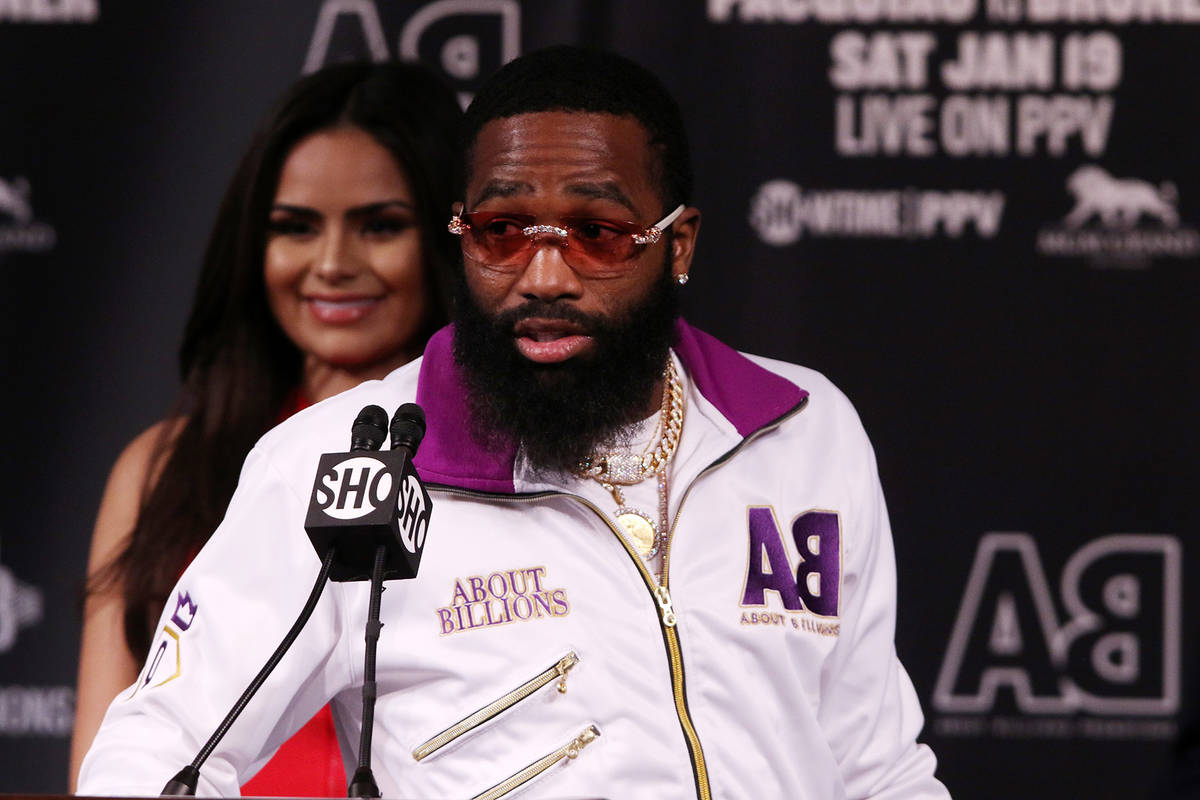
[1037,165,1200,267]
[0,561,42,655]
[750,179,1005,245]
[933,532,1181,741]
[0,552,73,738]
[0,0,97,23]
[0,177,56,254]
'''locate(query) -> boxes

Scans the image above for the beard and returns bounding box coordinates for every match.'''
[452,262,680,479]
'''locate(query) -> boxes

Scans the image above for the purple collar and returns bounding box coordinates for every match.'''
[412,320,807,493]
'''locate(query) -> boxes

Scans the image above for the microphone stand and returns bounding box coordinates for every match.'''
[347,404,428,797]
[162,548,338,796]
[345,545,387,798]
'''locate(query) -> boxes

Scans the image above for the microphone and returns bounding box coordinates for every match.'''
[304,404,432,582]
[389,402,425,455]
[350,404,389,451]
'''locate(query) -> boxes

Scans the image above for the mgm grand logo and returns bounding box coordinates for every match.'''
[1037,165,1199,267]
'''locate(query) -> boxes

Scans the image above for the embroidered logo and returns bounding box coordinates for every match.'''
[169,591,199,630]
[436,566,569,635]
[129,590,199,697]
[741,507,842,626]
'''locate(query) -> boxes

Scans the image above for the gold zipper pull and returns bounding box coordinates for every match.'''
[565,724,601,759]
[655,584,677,627]
[555,652,579,694]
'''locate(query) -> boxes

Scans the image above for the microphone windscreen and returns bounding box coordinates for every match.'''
[350,405,389,452]
[390,403,426,455]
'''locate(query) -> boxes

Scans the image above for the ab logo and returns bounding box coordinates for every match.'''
[314,456,393,520]
[303,0,520,106]
[935,533,1181,716]
[741,507,842,618]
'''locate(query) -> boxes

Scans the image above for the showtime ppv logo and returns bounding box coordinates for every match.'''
[935,532,1181,719]
[750,179,1004,244]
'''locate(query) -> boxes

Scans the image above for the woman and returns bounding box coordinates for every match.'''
[69,61,461,794]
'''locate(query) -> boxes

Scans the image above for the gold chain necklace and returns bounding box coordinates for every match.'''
[578,359,684,559]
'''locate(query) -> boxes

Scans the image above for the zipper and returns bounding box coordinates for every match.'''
[659,394,810,586]
[470,724,600,800]
[425,388,809,800]
[413,652,580,761]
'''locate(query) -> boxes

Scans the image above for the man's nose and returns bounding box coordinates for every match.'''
[511,236,583,301]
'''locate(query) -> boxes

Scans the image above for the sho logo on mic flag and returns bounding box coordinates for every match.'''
[305,448,432,582]
[313,456,395,520]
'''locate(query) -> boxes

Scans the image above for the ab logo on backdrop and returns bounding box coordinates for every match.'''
[933,532,1182,740]
[303,0,520,105]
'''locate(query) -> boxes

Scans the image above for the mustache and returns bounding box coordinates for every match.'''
[493,300,608,334]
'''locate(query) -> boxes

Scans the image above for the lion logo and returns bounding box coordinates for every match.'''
[1063,165,1178,230]
[0,177,33,224]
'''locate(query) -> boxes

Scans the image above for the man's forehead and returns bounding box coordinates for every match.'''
[471,178,637,212]
[467,111,657,197]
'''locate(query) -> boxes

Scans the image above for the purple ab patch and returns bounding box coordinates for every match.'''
[743,507,841,618]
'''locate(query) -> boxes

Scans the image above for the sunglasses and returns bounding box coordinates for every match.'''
[448,204,684,275]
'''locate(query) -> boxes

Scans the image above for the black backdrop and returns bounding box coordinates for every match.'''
[1,2,1196,797]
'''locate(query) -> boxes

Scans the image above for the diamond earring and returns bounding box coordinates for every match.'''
[676,273,689,286]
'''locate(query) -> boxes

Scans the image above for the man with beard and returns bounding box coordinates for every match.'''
[79,48,950,800]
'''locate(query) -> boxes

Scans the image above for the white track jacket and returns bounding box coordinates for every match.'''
[79,321,950,800]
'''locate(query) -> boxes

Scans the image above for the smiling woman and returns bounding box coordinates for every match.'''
[69,62,462,795]
[265,126,431,390]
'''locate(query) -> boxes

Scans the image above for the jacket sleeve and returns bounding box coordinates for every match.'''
[817,414,951,800]
[77,445,354,796]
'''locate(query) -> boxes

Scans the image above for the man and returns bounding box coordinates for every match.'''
[79,47,949,799]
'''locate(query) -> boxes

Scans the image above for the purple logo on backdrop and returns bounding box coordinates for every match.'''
[742,507,841,618]
[169,591,199,631]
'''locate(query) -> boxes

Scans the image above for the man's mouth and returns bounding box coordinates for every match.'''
[511,318,595,363]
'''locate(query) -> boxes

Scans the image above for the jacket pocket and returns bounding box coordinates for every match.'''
[470,724,601,800]
[412,650,580,761]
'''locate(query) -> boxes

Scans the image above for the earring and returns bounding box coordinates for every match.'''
[676,273,690,286]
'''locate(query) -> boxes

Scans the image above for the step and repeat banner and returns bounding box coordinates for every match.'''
[1,1,1195,797]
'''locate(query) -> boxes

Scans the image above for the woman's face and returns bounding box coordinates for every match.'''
[265,126,429,383]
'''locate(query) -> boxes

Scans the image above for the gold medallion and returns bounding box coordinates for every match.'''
[615,508,658,557]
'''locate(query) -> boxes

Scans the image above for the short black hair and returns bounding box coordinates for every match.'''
[460,46,692,212]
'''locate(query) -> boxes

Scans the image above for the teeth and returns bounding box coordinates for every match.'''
[311,298,376,310]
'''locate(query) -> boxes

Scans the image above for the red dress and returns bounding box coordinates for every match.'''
[240,391,345,797]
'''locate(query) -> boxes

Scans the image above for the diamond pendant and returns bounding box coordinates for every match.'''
[615,507,659,558]
[604,453,647,485]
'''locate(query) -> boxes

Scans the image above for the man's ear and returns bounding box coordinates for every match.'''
[669,207,701,282]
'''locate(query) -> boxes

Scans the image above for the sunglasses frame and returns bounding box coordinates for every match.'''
[448,204,685,270]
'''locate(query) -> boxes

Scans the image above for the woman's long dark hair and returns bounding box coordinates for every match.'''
[94,62,462,657]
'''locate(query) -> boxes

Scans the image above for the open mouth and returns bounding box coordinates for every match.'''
[512,318,594,363]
